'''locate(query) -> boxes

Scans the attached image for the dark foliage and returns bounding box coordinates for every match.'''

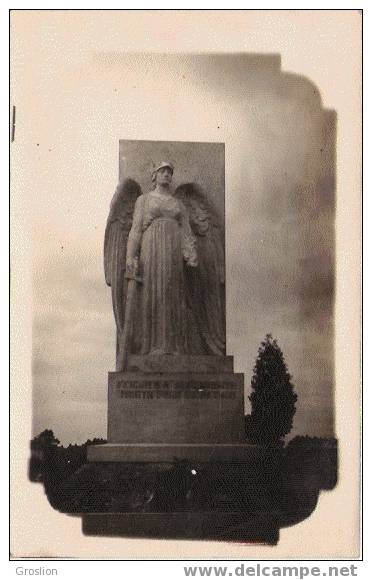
[285,436,338,491]
[84,438,107,446]
[29,431,107,483]
[246,334,297,446]
[28,429,337,540]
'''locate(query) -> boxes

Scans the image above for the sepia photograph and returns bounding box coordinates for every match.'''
[10,9,361,559]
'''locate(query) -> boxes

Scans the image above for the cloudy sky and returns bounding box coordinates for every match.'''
[12,13,336,445]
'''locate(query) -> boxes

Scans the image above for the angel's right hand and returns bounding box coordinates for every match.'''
[126,257,135,272]
[126,257,137,279]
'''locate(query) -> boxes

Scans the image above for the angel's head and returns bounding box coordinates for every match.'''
[151,162,174,188]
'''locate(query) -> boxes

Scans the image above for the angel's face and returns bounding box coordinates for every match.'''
[156,167,173,186]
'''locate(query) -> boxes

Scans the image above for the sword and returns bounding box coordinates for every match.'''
[117,257,142,371]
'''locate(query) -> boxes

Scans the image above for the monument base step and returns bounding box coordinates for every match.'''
[82,512,279,544]
[87,442,260,463]
[126,354,234,374]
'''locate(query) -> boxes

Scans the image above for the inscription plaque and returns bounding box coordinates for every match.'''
[117,381,236,402]
[107,371,245,444]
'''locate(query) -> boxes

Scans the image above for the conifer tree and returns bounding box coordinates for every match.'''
[247,334,297,445]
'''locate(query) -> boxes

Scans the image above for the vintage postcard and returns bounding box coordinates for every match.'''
[10,9,361,559]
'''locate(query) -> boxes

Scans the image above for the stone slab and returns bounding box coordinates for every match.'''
[126,355,234,374]
[107,371,245,444]
[87,442,259,463]
[82,512,279,544]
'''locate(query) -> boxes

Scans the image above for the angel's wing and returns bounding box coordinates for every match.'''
[104,178,142,335]
[175,183,226,355]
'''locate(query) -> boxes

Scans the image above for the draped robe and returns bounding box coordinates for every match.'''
[126,191,198,355]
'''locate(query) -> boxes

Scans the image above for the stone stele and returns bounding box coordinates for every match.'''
[89,142,255,464]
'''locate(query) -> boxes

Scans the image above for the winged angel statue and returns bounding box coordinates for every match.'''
[104,162,226,370]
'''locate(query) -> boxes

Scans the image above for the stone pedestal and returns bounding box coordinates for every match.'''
[82,513,279,544]
[87,355,252,464]
[83,354,282,542]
